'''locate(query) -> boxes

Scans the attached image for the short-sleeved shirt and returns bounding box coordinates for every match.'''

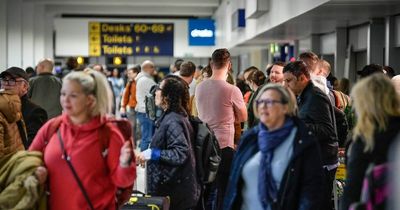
[195,79,246,149]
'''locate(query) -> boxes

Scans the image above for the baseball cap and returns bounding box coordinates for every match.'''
[357,64,384,78]
[0,67,30,81]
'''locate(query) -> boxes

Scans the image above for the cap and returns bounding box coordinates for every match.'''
[0,67,29,81]
[357,64,384,78]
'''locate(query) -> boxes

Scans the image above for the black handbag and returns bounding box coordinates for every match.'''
[121,190,170,210]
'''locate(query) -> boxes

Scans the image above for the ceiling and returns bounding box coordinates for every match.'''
[23,0,220,17]
[21,0,400,49]
[240,0,400,46]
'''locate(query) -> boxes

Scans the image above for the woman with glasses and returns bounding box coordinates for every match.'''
[136,75,200,210]
[223,83,324,210]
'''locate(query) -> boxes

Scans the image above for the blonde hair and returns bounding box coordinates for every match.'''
[351,74,400,152]
[63,69,113,117]
[253,83,298,118]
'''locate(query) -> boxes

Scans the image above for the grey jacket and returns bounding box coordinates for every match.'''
[135,72,156,113]
[28,73,62,119]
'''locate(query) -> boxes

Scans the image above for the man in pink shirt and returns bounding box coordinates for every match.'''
[196,48,247,210]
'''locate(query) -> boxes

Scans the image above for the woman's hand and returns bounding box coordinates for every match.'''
[135,149,152,167]
[119,141,133,168]
[35,166,48,184]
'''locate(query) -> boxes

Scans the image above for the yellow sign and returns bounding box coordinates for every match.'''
[89,22,101,56]
[336,164,346,180]
[89,22,100,32]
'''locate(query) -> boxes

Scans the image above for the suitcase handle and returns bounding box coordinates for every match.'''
[131,190,146,196]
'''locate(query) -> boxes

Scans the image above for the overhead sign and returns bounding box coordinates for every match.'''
[89,22,174,56]
[232,9,246,30]
[188,19,215,46]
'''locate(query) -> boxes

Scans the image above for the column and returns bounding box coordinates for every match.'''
[310,34,321,55]
[34,4,45,63]
[0,0,7,70]
[367,18,385,65]
[335,27,347,79]
[22,2,35,68]
[7,0,23,67]
[385,16,400,73]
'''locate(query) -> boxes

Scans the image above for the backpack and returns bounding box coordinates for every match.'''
[333,106,349,147]
[46,116,135,208]
[349,163,389,210]
[145,85,158,121]
[189,116,221,184]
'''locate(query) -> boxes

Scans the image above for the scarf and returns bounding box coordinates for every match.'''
[258,117,294,208]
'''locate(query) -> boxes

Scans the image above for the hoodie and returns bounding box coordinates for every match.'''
[29,114,136,210]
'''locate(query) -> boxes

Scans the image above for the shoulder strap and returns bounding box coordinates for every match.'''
[57,129,95,210]
[41,116,63,154]
[45,117,63,145]
[17,119,28,149]
[99,122,111,155]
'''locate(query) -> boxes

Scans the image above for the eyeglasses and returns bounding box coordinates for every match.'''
[155,85,162,91]
[256,99,283,108]
[0,78,25,86]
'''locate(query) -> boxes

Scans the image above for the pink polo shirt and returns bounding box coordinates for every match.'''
[195,79,247,149]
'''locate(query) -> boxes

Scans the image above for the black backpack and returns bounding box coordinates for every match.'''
[189,116,221,184]
[333,106,349,147]
[145,85,158,121]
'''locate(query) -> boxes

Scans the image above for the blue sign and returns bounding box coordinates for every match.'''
[238,9,246,27]
[188,19,215,46]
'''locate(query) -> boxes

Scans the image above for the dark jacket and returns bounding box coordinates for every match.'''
[247,85,263,129]
[28,73,62,119]
[21,94,48,148]
[298,82,338,165]
[340,116,400,210]
[223,117,324,210]
[147,111,200,210]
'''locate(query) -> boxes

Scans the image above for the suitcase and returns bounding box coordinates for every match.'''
[121,190,170,210]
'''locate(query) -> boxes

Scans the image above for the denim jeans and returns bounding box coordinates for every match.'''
[136,112,155,151]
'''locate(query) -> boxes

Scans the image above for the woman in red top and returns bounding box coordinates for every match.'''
[30,69,136,210]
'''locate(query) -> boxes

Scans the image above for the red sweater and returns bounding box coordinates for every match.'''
[29,114,136,210]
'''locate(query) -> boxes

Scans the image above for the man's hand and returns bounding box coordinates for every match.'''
[34,166,47,184]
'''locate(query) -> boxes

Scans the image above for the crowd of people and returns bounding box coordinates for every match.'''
[0,48,399,210]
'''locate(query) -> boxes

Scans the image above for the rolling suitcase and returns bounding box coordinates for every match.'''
[121,190,170,210]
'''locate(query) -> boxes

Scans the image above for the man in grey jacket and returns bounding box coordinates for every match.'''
[136,60,157,151]
[28,59,62,119]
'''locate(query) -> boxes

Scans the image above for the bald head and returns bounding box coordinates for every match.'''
[37,58,54,74]
[141,60,155,75]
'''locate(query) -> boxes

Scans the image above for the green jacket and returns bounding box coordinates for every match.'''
[0,151,46,210]
[28,73,62,119]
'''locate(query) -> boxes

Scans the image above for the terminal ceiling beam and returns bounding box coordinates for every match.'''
[24,0,219,7]
[45,5,215,17]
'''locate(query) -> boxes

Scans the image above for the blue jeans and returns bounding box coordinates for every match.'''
[136,112,155,151]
